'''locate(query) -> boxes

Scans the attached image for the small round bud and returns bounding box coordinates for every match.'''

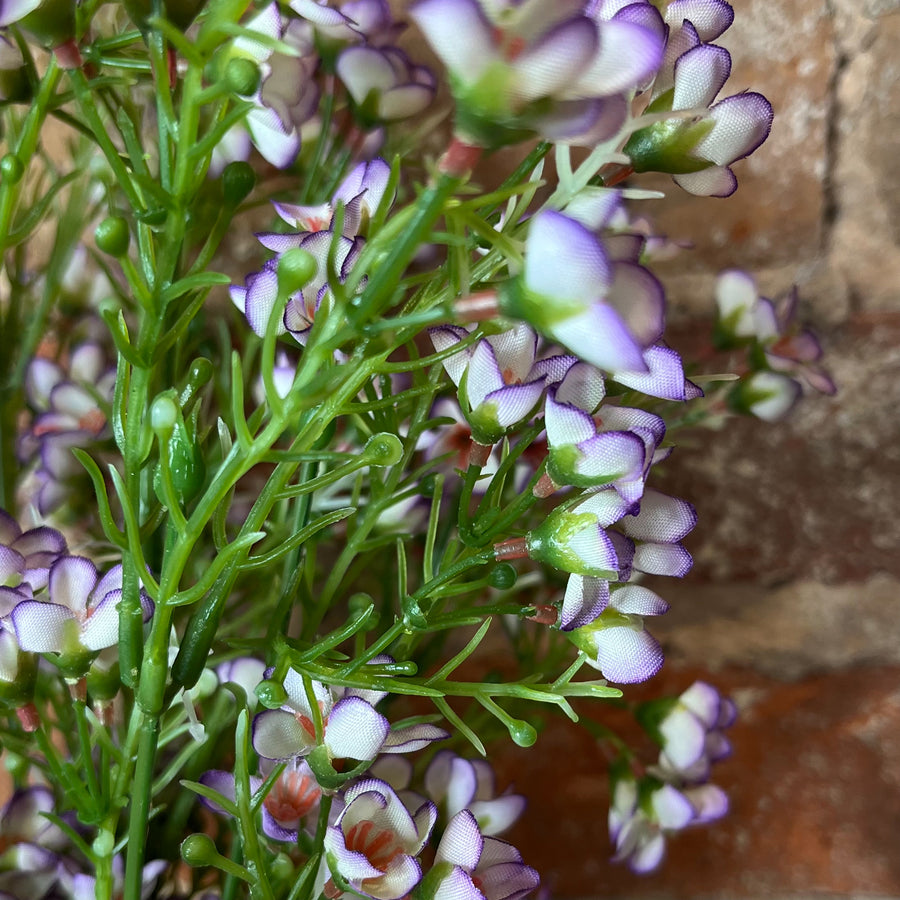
[277,249,318,297]
[255,680,288,709]
[185,358,214,397]
[150,395,178,433]
[488,563,517,590]
[181,833,219,867]
[95,216,130,257]
[270,853,294,884]
[0,154,25,184]
[137,207,167,226]
[222,160,256,207]
[363,433,403,467]
[224,57,262,97]
[418,473,439,497]
[508,718,537,748]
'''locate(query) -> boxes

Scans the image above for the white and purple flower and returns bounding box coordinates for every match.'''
[410,0,663,148]
[655,680,736,783]
[499,211,663,374]
[200,756,323,842]
[426,809,540,900]
[424,751,525,836]
[323,778,436,900]
[8,557,153,662]
[430,323,574,446]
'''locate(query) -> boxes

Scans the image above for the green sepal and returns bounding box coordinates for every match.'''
[306,745,372,791]
[413,861,455,900]
[0,651,36,705]
[624,114,716,175]
[20,0,76,46]
[153,399,206,505]
[633,696,679,746]
[498,276,586,331]
[526,510,618,578]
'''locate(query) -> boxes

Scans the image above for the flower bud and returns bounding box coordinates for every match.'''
[255,679,288,709]
[181,833,219,867]
[0,153,24,184]
[153,404,206,504]
[95,216,131,258]
[222,160,256,207]
[277,248,318,297]
[488,563,517,590]
[224,57,261,97]
[363,432,403,467]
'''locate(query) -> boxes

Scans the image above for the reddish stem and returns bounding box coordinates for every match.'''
[493,537,529,561]
[54,39,83,70]
[468,439,493,468]
[439,137,484,178]
[455,290,500,323]
[532,472,558,498]
[16,702,40,732]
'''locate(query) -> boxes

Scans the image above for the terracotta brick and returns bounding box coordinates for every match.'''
[491,666,900,898]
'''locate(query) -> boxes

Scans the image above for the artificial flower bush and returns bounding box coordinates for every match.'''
[0,1,832,898]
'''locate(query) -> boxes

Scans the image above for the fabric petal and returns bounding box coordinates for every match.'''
[325,696,390,761]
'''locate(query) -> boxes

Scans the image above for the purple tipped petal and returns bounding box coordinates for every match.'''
[410,0,496,85]
[609,584,668,616]
[430,325,472,386]
[244,266,284,338]
[437,810,484,868]
[485,382,547,429]
[48,556,98,616]
[665,0,734,41]
[560,573,609,630]
[525,211,610,302]
[684,784,729,823]
[673,165,738,198]
[552,304,648,373]
[381,723,449,753]
[252,709,314,760]
[11,601,76,653]
[512,18,599,102]
[613,344,689,400]
[589,624,664,683]
[660,709,707,769]
[326,696,390,760]
[606,262,666,347]
[246,107,301,170]
[619,490,697,543]
[652,783,696,829]
[80,591,122,651]
[577,17,664,95]
[672,43,731,110]
[699,92,774,165]
[324,825,384,881]
[632,541,693,577]
[197,770,239,813]
[679,681,722,726]
[545,395,596,447]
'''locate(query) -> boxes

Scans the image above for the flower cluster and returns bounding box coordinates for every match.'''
[715,270,836,420]
[213,0,435,173]
[16,343,116,515]
[610,681,736,873]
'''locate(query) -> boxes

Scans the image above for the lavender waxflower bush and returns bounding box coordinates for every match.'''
[0,1,832,898]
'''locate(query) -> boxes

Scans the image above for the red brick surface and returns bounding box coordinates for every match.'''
[491,665,900,898]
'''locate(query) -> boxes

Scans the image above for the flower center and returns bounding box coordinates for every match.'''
[263,769,320,823]
[344,820,403,872]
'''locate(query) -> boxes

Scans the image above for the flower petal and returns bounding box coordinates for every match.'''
[252,708,315,760]
[325,696,390,761]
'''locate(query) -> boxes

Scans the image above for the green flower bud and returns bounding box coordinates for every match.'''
[224,57,261,97]
[222,160,256,207]
[507,717,537,748]
[277,248,318,297]
[95,216,131,258]
[363,432,403,467]
[181,833,219,867]
[152,403,206,505]
[255,680,288,709]
[0,154,25,185]
[488,563,517,590]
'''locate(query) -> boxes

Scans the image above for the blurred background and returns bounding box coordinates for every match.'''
[484,1,900,896]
